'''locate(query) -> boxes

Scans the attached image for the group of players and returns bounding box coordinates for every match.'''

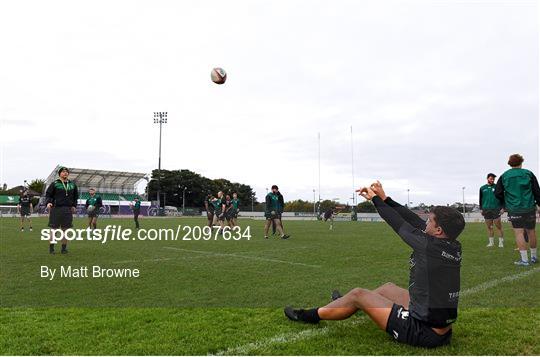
[204,191,241,230]
[479,153,539,265]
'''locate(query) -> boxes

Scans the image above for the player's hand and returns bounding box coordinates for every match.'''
[46,203,53,212]
[356,187,375,200]
[370,180,387,200]
[71,207,76,214]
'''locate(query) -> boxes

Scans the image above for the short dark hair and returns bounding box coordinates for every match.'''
[508,154,524,167]
[431,206,465,240]
[271,185,278,190]
[487,173,496,179]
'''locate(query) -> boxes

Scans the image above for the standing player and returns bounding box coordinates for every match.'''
[215,191,226,232]
[323,206,340,230]
[285,181,465,349]
[264,185,289,239]
[130,197,141,229]
[495,154,540,265]
[204,194,216,228]
[45,167,79,254]
[17,190,33,232]
[479,173,504,247]
[272,188,285,235]
[230,192,240,227]
[223,194,235,228]
[85,188,103,230]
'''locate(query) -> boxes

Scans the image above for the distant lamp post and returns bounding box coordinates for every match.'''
[251,193,255,213]
[153,111,167,211]
[462,186,466,214]
[182,186,187,215]
[407,189,410,208]
[313,189,316,217]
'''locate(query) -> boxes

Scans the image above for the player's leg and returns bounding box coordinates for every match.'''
[525,213,537,262]
[20,215,24,231]
[92,216,97,229]
[484,218,494,246]
[88,216,93,229]
[513,227,529,264]
[330,216,334,230]
[373,282,410,308]
[264,218,272,238]
[27,215,32,231]
[296,287,393,330]
[273,218,289,239]
[493,217,504,247]
[134,212,140,229]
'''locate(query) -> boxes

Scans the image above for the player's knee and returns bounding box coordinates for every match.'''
[350,287,369,299]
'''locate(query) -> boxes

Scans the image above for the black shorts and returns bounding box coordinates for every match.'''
[48,206,74,229]
[508,211,536,229]
[20,208,31,217]
[88,211,99,218]
[482,209,501,220]
[265,213,279,220]
[386,304,452,348]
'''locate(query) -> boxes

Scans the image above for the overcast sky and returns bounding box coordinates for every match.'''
[0,0,538,205]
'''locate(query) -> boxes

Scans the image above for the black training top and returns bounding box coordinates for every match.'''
[19,195,31,209]
[372,196,461,328]
[45,179,79,207]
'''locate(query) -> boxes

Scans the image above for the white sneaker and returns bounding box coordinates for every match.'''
[498,241,504,248]
[486,242,494,247]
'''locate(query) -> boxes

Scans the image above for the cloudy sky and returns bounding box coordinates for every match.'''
[0,0,537,205]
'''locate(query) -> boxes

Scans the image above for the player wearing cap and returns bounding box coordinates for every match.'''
[17,190,33,232]
[495,154,540,265]
[44,166,79,254]
[85,188,103,230]
[479,173,504,247]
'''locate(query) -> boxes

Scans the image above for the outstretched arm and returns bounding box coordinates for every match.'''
[531,173,540,206]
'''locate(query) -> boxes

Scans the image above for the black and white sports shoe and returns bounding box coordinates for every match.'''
[281,234,290,240]
[284,306,318,324]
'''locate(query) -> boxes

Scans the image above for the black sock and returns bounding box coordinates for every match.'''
[61,244,67,251]
[49,244,55,252]
[300,308,321,323]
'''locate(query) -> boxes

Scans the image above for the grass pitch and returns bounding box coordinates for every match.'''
[0,216,539,355]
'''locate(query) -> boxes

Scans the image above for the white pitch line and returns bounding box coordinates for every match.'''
[212,267,540,355]
[163,247,321,268]
[112,257,176,264]
[460,266,540,297]
[212,317,367,356]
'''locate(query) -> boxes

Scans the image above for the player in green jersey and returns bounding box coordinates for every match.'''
[264,185,289,239]
[479,173,504,247]
[85,188,103,230]
[495,154,540,265]
[230,192,240,227]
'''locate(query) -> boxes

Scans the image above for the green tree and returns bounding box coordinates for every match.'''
[356,200,376,213]
[28,179,46,194]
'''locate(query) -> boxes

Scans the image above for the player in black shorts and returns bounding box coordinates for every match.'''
[479,173,504,247]
[85,188,103,230]
[130,197,141,229]
[17,190,33,232]
[285,181,465,348]
[204,194,215,228]
[45,167,79,254]
[495,154,540,265]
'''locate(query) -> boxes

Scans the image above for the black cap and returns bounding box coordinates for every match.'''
[487,173,496,178]
[271,185,278,190]
[58,166,69,175]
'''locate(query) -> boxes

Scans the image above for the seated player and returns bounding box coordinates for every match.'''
[85,188,103,230]
[17,190,33,232]
[285,181,465,349]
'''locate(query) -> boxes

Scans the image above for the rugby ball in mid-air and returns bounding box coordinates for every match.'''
[87,205,95,212]
[211,67,227,84]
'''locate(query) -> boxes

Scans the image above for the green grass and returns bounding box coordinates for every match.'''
[0,217,539,355]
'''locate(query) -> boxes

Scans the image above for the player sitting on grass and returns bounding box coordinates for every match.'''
[285,181,465,349]
[17,190,33,232]
[495,153,540,265]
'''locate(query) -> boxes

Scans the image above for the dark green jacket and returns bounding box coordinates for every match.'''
[495,168,540,214]
[479,184,502,210]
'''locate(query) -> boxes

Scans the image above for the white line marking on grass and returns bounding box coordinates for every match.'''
[212,317,367,356]
[112,257,176,264]
[163,247,321,268]
[461,267,540,297]
[212,267,540,355]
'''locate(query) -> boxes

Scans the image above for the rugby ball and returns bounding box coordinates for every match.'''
[211,67,227,84]
[87,205,95,212]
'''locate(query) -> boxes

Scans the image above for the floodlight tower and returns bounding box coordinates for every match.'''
[153,112,167,211]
